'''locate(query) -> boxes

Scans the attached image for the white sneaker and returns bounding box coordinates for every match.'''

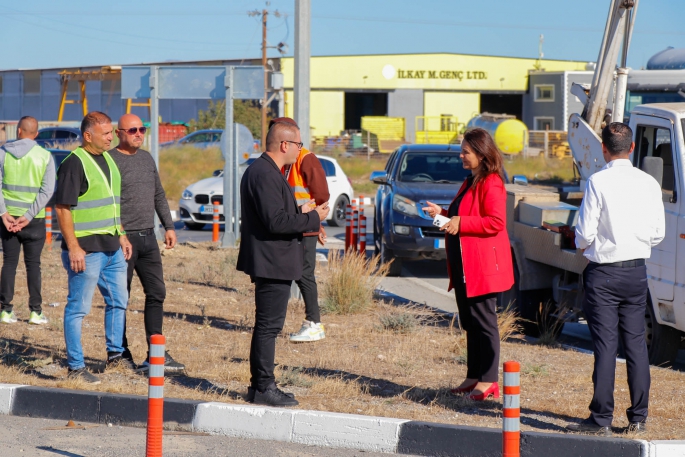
[0,310,17,324]
[289,320,325,342]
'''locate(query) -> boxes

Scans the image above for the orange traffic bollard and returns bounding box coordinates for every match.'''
[359,215,367,256]
[212,202,220,243]
[503,361,521,457]
[352,210,359,252]
[45,207,53,249]
[146,334,166,457]
[345,204,352,251]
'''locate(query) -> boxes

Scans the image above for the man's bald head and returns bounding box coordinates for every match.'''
[17,116,38,139]
[117,113,143,130]
[116,113,145,153]
[265,122,299,153]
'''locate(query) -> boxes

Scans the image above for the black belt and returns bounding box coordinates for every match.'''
[590,259,645,268]
[127,228,155,236]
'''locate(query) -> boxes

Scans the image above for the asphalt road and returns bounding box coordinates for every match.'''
[0,415,419,457]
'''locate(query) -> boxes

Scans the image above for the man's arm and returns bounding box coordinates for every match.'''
[151,163,177,248]
[22,154,56,224]
[0,149,16,230]
[300,154,330,205]
[251,171,320,234]
[56,204,87,272]
[575,179,601,250]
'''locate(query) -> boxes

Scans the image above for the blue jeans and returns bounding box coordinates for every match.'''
[61,249,128,370]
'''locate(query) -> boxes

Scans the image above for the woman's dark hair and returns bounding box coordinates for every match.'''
[462,127,505,184]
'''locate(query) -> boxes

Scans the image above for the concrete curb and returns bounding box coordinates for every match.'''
[3,382,684,456]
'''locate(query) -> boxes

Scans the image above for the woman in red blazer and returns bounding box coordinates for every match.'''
[424,128,514,401]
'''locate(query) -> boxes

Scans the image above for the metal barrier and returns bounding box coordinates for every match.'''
[503,361,521,457]
[146,335,166,457]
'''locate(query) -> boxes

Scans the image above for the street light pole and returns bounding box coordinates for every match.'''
[261,9,268,149]
[294,0,311,149]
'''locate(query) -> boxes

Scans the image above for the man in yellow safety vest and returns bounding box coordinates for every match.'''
[0,116,55,325]
[55,111,133,384]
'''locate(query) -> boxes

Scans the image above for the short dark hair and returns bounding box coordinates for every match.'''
[81,111,112,134]
[601,122,633,155]
[265,122,299,152]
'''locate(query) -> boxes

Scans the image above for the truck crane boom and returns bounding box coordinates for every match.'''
[568,0,639,183]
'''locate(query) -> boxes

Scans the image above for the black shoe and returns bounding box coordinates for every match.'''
[566,418,612,436]
[106,352,136,371]
[249,384,299,407]
[247,386,295,403]
[135,351,186,374]
[121,348,135,364]
[627,420,647,434]
[67,367,101,385]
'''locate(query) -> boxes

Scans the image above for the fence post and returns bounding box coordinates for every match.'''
[503,361,521,457]
[45,207,53,250]
[367,130,371,160]
[212,202,220,243]
[146,334,166,457]
[543,131,549,158]
[359,215,367,256]
[345,204,352,251]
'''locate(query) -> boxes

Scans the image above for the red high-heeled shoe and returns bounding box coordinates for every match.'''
[469,382,500,401]
[450,381,477,394]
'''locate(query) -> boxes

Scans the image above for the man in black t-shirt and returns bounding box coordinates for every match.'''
[55,111,133,384]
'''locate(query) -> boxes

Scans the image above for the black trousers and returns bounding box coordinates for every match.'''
[121,230,166,354]
[454,277,500,383]
[0,217,46,313]
[295,235,320,323]
[250,277,291,391]
[583,262,650,427]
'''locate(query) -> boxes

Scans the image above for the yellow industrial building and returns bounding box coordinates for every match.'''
[281,53,588,143]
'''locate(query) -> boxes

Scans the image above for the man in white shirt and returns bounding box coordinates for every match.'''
[567,122,664,436]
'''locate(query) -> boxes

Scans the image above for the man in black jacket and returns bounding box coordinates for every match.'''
[237,122,329,406]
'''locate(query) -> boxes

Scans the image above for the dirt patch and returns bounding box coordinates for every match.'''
[1,242,684,440]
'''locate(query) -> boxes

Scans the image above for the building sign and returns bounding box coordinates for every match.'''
[396,69,488,81]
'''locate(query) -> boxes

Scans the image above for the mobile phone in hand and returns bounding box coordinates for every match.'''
[433,215,450,228]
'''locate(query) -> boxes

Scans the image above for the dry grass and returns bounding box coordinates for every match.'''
[320,250,390,315]
[158,145,224,201]
[2,242,685,440]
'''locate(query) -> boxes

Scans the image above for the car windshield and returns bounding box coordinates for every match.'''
[398,152,469,183]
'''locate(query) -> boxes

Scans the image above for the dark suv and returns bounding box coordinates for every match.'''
[371,144,469,276]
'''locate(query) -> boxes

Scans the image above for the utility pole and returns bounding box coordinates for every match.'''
[294,0,311,148]
[261,9,268,149]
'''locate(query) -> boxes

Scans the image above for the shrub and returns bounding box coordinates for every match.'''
[321,250,389,315]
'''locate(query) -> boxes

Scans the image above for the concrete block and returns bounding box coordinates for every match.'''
[193,402,295,441]
[398,421,501,457]
[522,430,642,457]
[0,384,25,415]
[292,410,406,453]
[100,393,199,427]
[650,440,685,457]
[12,386,100,422]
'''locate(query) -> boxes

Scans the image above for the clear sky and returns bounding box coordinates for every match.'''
[0,0,682,71]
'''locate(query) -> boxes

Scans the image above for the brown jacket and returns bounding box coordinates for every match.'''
[285,153,329,236]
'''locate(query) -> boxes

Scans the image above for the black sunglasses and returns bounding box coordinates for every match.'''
[119,127,147,135]
[281,140,303,149]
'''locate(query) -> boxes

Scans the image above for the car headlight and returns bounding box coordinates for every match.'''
[392,194,418,216]
[181,189,193,200]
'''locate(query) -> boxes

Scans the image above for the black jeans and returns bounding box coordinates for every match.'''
[250,277,291,391]
[121,229,166,354]
[453,275,500,383]
[295,235,320,323]
[583,262,650,427]
[0,217,46,313]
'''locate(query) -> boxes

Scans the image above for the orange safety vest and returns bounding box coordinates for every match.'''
[285,148,312,205]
